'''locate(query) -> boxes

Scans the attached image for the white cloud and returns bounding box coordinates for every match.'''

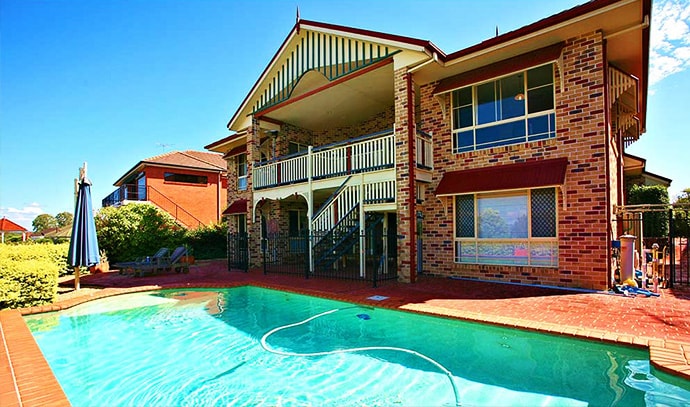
[0,203,44,230]
[650,0,690,85]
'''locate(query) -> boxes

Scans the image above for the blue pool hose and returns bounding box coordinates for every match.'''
[260,308,462,407]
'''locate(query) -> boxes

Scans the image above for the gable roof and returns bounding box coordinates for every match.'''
[225,18,437,132]
[221,0,650,134]
[114,150,227,186]
[0,217,28,233]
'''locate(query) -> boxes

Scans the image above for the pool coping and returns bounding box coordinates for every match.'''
[2,280,689,406]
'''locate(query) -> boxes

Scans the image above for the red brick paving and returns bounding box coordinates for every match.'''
[2,259,690,405]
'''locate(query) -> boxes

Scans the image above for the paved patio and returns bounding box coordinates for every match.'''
[2,259,690,406]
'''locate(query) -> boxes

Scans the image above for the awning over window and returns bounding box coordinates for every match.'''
[434,42,565,95]
[435,157,568,196]
[222,199,248,215]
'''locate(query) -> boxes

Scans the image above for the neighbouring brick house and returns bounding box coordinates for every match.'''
[206,0,652,290]
[102,151,228,228]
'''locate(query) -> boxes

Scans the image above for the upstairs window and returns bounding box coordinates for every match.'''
[164,172,208,185]
[237,153,248,191]
[452,64,555,153]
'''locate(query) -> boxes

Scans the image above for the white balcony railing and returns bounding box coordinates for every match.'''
[253,130,395,190]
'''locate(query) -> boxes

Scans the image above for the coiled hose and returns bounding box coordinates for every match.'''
[260,308,461,406]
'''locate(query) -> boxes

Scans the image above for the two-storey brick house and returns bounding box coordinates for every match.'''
[102,150,228,228]
[206,0,651,290]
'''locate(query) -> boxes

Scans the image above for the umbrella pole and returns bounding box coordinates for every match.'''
[74,267,80,290]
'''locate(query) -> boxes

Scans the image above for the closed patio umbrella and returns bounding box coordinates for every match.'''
[67,175,100,290]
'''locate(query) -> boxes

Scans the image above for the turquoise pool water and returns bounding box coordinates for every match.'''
[25,287,690,406]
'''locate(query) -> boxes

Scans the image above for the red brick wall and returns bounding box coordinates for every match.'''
[394,68,416,282]
[145,166,227,227]
[417,31,611,290]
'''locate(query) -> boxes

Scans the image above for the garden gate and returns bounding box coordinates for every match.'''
[615,204,690,287]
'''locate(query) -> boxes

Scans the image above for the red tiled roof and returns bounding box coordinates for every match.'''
[0,217,28,232]
[222,199,247,215]
[143,150,226,171]
[114,150,227,186]
[435,157,568,196]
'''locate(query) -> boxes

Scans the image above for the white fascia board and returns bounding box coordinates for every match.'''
[299,22,428,53]
[444,0,637,67]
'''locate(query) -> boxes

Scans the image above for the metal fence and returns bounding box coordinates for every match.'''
[227,231,398,287]
[615,206,690,287]
[227,232,249,272]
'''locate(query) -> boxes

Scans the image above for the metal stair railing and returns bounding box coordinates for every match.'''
[146,185,204,229]
[313,210,386,272]
[311,177,360,236]
[313,204,360,269]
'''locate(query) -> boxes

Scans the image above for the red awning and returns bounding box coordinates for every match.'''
[434,42,565,95]
[222,199,248,215]
[435,157,568,196]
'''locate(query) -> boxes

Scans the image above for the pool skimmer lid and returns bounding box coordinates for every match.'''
[367,295,389,301]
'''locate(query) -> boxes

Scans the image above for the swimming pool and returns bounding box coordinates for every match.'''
[25,286,690,406]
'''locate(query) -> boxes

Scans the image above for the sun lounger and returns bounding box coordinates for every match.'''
[134,246,190,277]
[113,247,170,275]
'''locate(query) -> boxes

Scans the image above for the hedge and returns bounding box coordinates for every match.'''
[0,243,68,309]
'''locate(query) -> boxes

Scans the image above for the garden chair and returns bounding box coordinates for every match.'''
[134,246,190,277]
[114,247,170,276]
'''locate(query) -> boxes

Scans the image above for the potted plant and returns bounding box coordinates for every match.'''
[90,250,110,273]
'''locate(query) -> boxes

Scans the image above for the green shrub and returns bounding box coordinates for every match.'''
[96,204,185,263]
[628,184,670,238]
[185,222,227,260]
[0,243,66,309]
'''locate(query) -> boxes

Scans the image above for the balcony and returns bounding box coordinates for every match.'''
[253,130,395,190]
[102,185,146,208]
[252,129,433,194]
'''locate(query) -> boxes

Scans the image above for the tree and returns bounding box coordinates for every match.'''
[672,188,690,239]
[32,214,58,233]
[95,203,185,263]
[55,212,73,228]
[674,188,690,205]
[628,184,669,238]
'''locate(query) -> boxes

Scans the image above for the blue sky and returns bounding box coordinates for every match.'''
[1,0,688,230]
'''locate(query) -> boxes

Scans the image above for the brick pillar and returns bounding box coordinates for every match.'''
[247,117,262,269]
[394,67,416,283]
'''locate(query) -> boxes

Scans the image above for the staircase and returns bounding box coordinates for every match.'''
[146,186,204,229]
[310,176,394,273]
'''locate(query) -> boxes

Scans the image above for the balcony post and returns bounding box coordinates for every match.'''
[359,172,365,278]
[308,145,314,274]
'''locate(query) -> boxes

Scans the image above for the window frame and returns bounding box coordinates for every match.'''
[451,63,556,154]
[163,172,208,185]
[234,213,247,235]
[453,187,558,267]
[236,153,248,191]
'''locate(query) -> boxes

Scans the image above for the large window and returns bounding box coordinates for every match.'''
[452,64,555,153]
[164,172,208,185]
[455,188,558,267]
[237,153,248,191]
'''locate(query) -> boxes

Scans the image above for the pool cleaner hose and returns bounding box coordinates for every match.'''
[260,308,462,407]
